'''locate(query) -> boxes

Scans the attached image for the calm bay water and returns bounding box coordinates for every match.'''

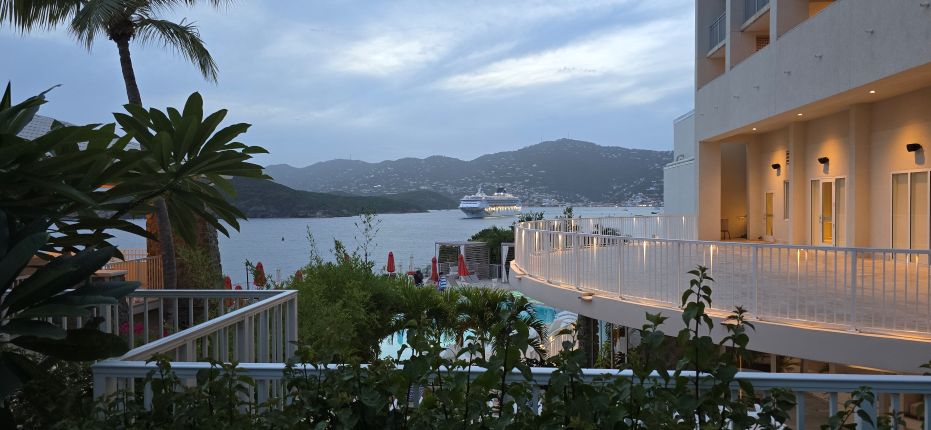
[111,206,657,286]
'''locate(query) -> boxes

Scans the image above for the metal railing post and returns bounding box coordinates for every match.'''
[752,246,759,317]
[259,309,269,363]
[286,297,298,358]
[574,234,581,289]
[849,250,858,330]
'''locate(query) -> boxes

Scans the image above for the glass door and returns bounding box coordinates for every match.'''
[891,171,929,250]
[810,178,846,246]
[764,192,774,241]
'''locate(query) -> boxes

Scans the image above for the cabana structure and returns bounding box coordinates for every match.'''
[434,241,489,280]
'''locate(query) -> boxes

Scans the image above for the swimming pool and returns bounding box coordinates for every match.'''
[378,299,562,359]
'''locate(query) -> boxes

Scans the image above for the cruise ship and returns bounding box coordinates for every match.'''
[458,186,521,218]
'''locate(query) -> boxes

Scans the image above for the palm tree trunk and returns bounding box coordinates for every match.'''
[114,34,177,289]
[154,198,177,289]
[114,35,142,105]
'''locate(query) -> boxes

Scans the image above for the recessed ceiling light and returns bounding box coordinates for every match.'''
[797,113,804,116]
[869,90,876,94]
[752,127,757,131]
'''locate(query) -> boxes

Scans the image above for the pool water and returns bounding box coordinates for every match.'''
[378,300,561,359]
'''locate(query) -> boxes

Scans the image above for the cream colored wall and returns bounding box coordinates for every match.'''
[721,143,748,238]
[753,129,791,242]
[696,0,931,141]
[802,111,849,245]
[738,85,931,249]
[663,161,697,217]
[868,86,931,248]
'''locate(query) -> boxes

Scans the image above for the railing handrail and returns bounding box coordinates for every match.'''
[91,360,931,393]
[127,289,284,298]
[119,289,298,361]
[744,0,770,22]
[709,11,727,49]
[517,217,930,256]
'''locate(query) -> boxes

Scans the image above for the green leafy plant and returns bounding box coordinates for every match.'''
[112,92,270,288]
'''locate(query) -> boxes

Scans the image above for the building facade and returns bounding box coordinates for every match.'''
[666,0,931,247]
[515,0,931,377]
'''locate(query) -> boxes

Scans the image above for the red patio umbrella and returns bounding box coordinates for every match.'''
[457,254,469,277]
[431,256,439,283]
[223,276,232,290]
[386,252,396,274]
[254,262,267,288]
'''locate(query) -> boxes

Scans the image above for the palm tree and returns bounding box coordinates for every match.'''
[1,0,228,289]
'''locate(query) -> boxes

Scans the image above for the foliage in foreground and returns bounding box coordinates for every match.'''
[13,265,909,429]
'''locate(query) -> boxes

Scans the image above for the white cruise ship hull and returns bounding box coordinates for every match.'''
[459,205,522,218]
[459,186,521,218]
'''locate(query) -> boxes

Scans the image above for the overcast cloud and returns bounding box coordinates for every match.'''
[1,0,695,166]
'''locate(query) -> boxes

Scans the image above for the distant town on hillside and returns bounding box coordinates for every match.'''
[263,139,671,208]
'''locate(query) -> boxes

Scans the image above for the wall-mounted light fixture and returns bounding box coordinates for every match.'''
[907,143,922,152]
[771,163,781,170]
[817,157,829,165]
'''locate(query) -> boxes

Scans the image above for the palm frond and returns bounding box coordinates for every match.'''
[0,0,81,32]
[135,17,218,82]
[69,0,130,50]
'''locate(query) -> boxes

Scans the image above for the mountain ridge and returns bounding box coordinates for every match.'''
[265,139,671,206]
[229,178,458,218]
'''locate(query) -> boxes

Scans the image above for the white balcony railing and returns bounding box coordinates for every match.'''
[744,0,770,23]
[514,217,931,337]
[90,360,931,427]
[709,12,727,51]
[90,289,298,398]
[79,278,931,427]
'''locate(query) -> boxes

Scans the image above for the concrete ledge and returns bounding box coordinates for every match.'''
[509,262,931,374]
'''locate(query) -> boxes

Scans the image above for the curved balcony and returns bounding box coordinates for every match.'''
[511,216,931,372]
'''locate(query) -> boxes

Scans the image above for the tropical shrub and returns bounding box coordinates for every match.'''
[33,267,913,429]
[0,85,268,425]
[0,85,142,402]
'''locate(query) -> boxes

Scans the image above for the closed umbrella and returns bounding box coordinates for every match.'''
[223,276,233,307]
[457,254,469,277]
[386,252,396,274]
[254,262,267,289]
[431,256,439,283]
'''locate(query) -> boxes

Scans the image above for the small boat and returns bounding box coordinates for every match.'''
[458,185,522,218]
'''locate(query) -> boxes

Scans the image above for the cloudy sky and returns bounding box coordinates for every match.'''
[1,0,695,167]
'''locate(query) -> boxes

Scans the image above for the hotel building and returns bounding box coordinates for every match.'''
[512,0,931,377]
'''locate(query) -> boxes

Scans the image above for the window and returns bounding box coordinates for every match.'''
[783,181,790,219]
[892,171,930,249]
[765,192,774,237]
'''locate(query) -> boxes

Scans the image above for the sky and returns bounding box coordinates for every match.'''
[1,0,695,167]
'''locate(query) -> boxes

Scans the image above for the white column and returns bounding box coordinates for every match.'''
[848,104,872,247]
[788,122,808,245]
[698,141,723,240]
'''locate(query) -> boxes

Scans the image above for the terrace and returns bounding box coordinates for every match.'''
[511,216,931,373]
[76,248,931,428]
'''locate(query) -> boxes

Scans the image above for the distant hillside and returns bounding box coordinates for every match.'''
[378,190,458,210]
[230,178,456,218]
[265,139,671,206]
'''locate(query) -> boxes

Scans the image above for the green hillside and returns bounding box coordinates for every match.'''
[229,178,457,218]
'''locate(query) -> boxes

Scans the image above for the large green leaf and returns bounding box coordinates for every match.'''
[14,303,93,319]
[3,246,115,314]
[11,328,129,361]
[0,230,47,296]
[0,318,66,339]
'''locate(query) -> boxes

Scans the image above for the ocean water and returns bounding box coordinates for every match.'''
[110,206,657,286]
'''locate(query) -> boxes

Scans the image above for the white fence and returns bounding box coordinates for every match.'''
[90,360,931,429]
[91,289,298,398]
[514,217,931,337]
